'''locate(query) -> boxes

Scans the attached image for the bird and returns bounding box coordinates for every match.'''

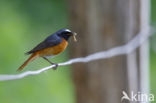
[17,28,77,71]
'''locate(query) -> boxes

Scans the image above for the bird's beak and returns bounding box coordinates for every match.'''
[72,32,77,42]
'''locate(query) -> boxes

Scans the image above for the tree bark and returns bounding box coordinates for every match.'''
[68,0,150,103]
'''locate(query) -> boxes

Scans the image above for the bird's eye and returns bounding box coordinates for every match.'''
[64,32,72,35]
[66,33,71,35]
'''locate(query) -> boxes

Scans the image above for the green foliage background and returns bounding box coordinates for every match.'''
[0,0,155,103]
[151,0,156,102]
[0,0,75,103]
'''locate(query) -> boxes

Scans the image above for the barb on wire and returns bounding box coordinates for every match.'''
[0,27,151,81]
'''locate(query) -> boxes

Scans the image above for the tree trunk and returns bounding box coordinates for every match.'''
[68,0,150,103]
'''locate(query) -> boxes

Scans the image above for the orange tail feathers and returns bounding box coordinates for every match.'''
[17,53,38,71]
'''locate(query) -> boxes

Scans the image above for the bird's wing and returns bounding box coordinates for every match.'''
[26,35,62,54]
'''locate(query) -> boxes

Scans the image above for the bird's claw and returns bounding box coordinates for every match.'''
[52,63,58,70]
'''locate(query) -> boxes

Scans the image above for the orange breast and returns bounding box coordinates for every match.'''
[37,38,68,57]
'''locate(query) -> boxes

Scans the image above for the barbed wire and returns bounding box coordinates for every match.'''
[0,27,152,81]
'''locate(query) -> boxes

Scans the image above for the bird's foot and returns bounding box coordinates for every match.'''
[52,63,58,70]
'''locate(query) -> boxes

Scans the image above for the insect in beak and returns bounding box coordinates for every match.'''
[72,32,77,42]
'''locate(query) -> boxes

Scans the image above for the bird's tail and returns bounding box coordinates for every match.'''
[17,53,38,71]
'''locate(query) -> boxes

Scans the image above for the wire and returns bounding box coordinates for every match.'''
[0,27,151,81]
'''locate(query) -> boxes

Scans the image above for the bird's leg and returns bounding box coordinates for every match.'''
[42,57,58,70]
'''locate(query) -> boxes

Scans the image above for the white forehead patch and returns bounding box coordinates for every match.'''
[64,29,71,32]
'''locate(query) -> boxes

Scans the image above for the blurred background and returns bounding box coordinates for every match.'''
[0,0,155,103]
[0,0,75,103]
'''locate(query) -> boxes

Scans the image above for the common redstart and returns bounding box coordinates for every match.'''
[17,29,77,71]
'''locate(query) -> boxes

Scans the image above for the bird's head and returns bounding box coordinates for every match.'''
[57,29,77,42]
